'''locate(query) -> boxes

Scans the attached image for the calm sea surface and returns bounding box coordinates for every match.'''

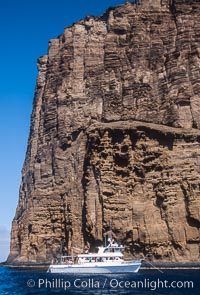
[0,266,199,295]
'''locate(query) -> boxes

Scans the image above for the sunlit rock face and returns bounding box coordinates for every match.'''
[8,0,200,264]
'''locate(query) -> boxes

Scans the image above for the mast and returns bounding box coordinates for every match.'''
[109,219,113,242]
[103,219,114,246]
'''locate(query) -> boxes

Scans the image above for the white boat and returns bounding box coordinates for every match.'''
[48,239,142,274]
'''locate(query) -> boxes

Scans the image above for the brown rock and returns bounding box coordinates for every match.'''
[7,0,200,264]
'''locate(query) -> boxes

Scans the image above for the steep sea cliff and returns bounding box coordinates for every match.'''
[8,0,200,265]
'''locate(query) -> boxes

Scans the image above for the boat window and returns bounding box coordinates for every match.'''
[103,247,121,253]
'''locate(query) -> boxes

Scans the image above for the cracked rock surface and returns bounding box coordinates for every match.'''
[8,0,200,264]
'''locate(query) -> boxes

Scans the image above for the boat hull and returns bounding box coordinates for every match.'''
[48,260,142,274]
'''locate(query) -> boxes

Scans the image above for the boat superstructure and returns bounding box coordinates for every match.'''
[48,239,142,274]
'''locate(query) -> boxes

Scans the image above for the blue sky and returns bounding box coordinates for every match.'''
[0,0,130,262]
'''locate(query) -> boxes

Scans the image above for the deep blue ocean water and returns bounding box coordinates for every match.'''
[0,266,199,295]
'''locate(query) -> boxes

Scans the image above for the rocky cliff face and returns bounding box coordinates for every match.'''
[8,0,200,264]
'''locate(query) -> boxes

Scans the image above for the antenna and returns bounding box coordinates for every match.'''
[60,240,63,256]
[110,219,112,237]
[103,219,114,246]
[109,219,113,244]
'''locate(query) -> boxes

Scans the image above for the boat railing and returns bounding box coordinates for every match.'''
[61,255,78,265]
[50,255,78,265]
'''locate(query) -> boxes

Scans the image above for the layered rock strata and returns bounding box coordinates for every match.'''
[8,0,200,264]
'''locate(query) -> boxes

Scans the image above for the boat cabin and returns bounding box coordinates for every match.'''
[97,245,124,255]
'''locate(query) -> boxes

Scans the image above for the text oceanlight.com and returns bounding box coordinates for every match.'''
[27,278,194,291]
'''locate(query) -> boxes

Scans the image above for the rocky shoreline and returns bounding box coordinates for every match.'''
[2,261,200,270]
[141,261,200,270]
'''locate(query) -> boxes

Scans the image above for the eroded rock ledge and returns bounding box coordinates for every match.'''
[8,0,200,264]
